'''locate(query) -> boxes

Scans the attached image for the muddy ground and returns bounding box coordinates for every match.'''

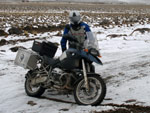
[35,96,150,113]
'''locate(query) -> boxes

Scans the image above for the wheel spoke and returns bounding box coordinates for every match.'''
[26,77,41,93]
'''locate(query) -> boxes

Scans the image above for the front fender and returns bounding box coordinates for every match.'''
[93,56,103,65]
[80,50,103,65]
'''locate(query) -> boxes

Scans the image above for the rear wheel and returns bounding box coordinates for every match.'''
[25,71,45,97]
[74,74,106,105]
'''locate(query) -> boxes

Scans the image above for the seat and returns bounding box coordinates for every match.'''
[43,55,60,66]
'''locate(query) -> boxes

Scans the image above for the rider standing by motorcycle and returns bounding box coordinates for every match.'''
[61,11,98,52]
[21,12,106,106]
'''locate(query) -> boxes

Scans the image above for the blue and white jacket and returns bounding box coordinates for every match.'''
[60,22,96,51]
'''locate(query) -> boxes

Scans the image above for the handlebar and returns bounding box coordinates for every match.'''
[63,34,101,57]
[63,34,79,43]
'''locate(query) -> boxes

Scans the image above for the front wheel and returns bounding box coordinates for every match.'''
[74,74,106,105]
[25,71,45,97]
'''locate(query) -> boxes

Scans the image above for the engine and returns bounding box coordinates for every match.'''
[51,68,72,90]
[51,68,64,77]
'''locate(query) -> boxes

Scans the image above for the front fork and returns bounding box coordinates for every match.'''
[82,59,89,91]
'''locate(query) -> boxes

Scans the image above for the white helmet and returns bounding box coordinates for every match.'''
[69,11,81,25]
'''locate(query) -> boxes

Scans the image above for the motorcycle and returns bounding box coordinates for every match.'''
[15,35,106,105]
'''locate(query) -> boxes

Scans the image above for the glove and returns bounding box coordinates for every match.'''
[63,34,72,39]
[63,34,78,43]
[62,48,66,52]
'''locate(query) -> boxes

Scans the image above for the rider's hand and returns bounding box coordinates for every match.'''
[63,34,72,39]
[62,48,66,52]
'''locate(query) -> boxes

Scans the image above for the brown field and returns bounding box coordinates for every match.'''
[0,2,150,36]
[0,2,150,37]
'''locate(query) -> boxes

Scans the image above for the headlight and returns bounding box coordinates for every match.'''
[89,48,99,56]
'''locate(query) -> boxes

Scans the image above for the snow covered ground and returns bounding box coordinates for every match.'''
[0,23,150,113]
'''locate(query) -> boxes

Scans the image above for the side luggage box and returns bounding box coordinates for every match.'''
[32,40,58,58]
[14,48,39,70]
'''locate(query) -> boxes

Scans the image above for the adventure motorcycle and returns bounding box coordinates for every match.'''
[15,35,106,105]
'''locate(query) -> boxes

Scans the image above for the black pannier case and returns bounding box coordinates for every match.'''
[32,40,58,58]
